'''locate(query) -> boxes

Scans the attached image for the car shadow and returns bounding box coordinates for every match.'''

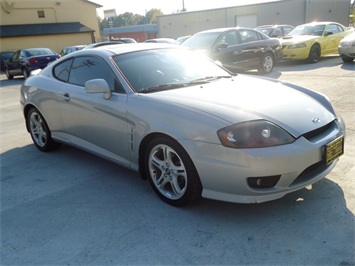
[340,61,355,71]
[275,55,343,71]
[0,76,24,87]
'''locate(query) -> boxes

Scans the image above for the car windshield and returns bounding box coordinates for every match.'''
[287,24,325,36]
[113,48,232,93]
[26,48,56,56]
[181,32,221,50]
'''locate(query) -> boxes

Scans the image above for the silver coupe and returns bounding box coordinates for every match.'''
[20,44,345,206]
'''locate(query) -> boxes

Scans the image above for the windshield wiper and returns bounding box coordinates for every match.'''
[139,83,186,93]
[189,75,232,84]
[139,75,233,93]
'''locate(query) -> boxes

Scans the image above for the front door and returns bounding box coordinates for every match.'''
[55,56,131,166]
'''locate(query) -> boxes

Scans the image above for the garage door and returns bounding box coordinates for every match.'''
[235,14,257,28]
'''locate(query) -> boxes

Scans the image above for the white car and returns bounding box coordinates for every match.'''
[338,31,355,63]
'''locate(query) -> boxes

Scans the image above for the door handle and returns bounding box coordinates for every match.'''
[62,92,70,102]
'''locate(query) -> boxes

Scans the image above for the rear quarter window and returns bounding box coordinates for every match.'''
[53,59,73,82]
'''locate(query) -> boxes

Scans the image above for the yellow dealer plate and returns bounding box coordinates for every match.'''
[325,136,344,165]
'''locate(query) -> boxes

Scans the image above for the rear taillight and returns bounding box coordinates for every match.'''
[29,58,38,64]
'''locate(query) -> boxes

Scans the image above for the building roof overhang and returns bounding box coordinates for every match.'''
[0,22,95,38]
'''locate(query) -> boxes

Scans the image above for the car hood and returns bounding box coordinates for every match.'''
[281,35,318,44]
[146,75,335,138]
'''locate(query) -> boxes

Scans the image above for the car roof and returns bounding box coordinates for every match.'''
[195,27,258,34]
[257,24,293,28]
[65,45,86,48]
[298,21,342,26]
[73,43,183,56]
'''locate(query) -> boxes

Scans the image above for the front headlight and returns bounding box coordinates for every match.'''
[288,43,307,49]
[217,120,295,149]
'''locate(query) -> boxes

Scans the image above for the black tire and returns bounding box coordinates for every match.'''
[307,44,321,63]
[144,137,202,207]
[258,53,274,74]
[341,55,354,63]
[27,108,61,152]
[5,68,13,80]
[22,68,29,79]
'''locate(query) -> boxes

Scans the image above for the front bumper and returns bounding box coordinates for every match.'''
[282,46,310,60]
[338,46,355,58]
[181,118,345,204]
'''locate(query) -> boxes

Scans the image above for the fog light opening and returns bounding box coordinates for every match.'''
[247,175,281,189]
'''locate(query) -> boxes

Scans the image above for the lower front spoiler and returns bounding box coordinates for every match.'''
[201,159,338,204]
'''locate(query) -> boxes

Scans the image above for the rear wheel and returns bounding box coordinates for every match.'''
[258,53,274,74]
[144,137,202,207]
[27,108,60,151]
[307,44,321,63]
[5,68,13,80]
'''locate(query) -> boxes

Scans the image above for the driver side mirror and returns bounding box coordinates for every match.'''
[215,43,228,51]
[85,79,112,100]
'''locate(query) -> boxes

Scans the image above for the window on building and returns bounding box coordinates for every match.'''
[37,10,45,18]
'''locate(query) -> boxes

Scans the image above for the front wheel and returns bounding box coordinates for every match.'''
[341,55,354,63]
[27,108,60,151]
[22,68,29,79]
[258,53,274,74]
[5,68,13,80]
[307,45,321,63]
[145,137,202,207]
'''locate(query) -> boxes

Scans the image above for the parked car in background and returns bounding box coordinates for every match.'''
[20,44,345,206]
[5,48,60,79]
[181,27,282,74]
[144,38,175,44]
[0,51,14,72]
[256,24,294,38]
[338,31,355,63]
[83,41,124,50]
[59,45,86,56]
[174,35,191,45]
[281,21,353,63]
[110,37,137,43]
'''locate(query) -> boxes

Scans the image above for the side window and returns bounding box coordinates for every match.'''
[53,59,73,82]
[326,24,340,34]
[68,56,123,92]
[217,31,239,46]
[239,30,259,43]
[336,25,344,33]
[20,50,27,59]
[256,32,264,40]
[273,28,282,37]
[11,51,19,60]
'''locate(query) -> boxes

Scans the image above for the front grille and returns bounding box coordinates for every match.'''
[302,121,333,141]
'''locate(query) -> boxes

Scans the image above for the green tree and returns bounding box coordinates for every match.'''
[99,8,164,29]
[145,8,164,23]
[350,2,355,26]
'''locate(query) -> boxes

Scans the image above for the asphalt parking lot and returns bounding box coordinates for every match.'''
[1,56,354,265]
